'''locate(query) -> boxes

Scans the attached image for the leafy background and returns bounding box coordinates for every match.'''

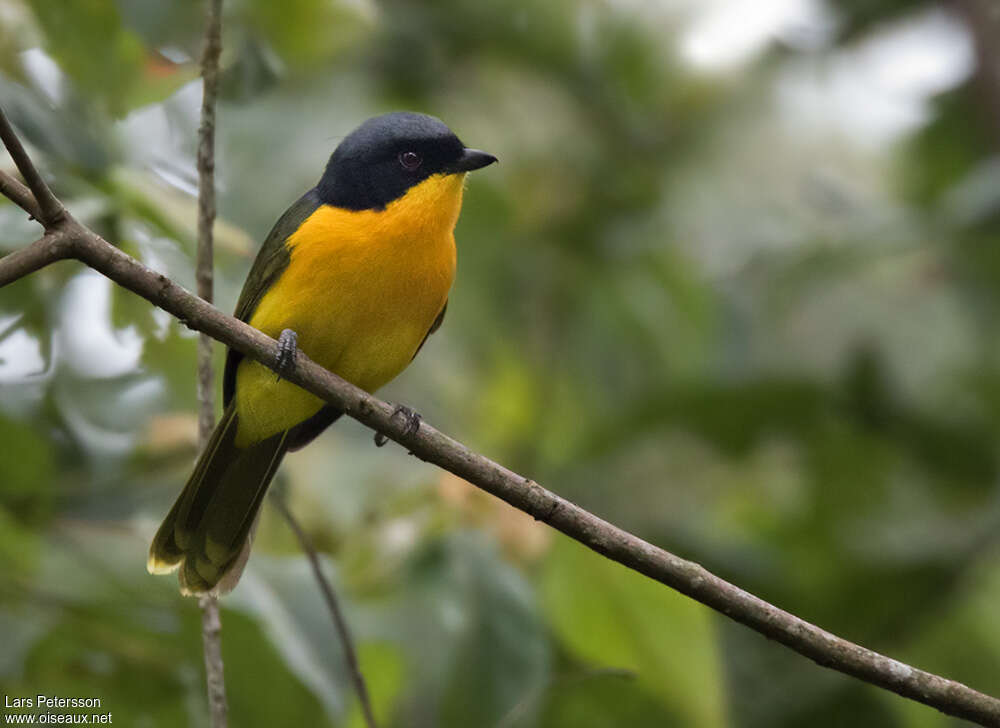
[1,0,1000,726]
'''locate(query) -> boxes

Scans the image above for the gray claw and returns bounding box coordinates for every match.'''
[393,404,422,437]
[373,404,422,447]
[275,328,298,381]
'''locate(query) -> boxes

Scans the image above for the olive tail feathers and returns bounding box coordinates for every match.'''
[148,403,289,596]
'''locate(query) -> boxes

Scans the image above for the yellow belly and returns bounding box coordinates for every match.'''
[233,173,462,446]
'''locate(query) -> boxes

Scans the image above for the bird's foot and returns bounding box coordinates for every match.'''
[275,328,298,381]
[374,404,422,447]
[393,405,422,437]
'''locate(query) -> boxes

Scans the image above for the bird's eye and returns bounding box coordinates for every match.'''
[398,151,422,171]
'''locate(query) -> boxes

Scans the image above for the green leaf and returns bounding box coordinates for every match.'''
[17,524,328,727]
[0,413,53,579]
[437,537,551,728]
[228,555,354,723]
[27,0,146,117]
[13,615,195,727]
[0,76,113,174]
[221,608,331,728]
[110,283,157,340]
[241,0,371,71]
[0,412,54,504]
[899,85,995,209]
[535,666,682,728]
[140,323,200,413]
[540,536,727,728]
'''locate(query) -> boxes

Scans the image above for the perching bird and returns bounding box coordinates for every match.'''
[148,112,497,595]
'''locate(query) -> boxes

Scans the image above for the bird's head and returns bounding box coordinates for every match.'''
[318,111,497,211]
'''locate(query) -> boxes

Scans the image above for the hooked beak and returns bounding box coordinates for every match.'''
[449,148,498,173]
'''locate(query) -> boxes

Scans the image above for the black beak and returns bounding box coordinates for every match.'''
[449,148,498,173]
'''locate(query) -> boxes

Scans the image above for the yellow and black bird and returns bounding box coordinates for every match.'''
[148,112,496,595]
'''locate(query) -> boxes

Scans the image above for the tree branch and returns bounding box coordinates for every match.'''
[195,1,228,726]
[0,168,43,221]
[197,0,221,443]
[271,496,378,728]
[2,126,1000,728]
[0,107,64,227]
[0,229,72,286]
[198,595,227,728]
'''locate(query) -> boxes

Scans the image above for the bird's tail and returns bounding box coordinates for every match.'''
[148,402,289,596]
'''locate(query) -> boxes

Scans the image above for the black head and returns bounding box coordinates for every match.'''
[316,112,497,211]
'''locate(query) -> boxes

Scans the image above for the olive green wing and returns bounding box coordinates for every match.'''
[223,188,322,406]
[412,300,447,361]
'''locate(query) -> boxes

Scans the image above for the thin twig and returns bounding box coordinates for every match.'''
[271,495,378,728]
[1,117,1000,727]
[198,595,226,727]
[0,168,42,221]
[195,1,227,727]
[0,107,63,226]
[196,0,222,444]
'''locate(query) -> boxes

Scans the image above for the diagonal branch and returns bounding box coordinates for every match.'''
[0,107,64,226]
[1,123,1000,728]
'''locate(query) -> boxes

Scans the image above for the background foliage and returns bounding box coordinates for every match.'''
[1,0,999,726]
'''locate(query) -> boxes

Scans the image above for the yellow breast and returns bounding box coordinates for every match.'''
[233,172,464,446]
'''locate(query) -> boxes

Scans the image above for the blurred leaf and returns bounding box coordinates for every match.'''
[0,199,43,251]
[0,411,54,505]
[0,76,112,174]
[110,283,158,339]
[127,54,200,111]
[828,0,933,42]
[0,507,44,583]
[0,2,35,80]
[540,536,727,728]
[115,0,204,52]
[13,614,195,727]
[222,607,331,728]
[899,86,995,209]
[5,523,201,726]
[431,534,551,728]
[108,167,255,259]
[534,666,681,728]
[140,322,199,413]
[583,378,829,461]
[229,555,354,723]
[240,0,371,71]
[218,36,284,101]
[0,413,53,580]
[26,0,146,117]
[0,608,57,682]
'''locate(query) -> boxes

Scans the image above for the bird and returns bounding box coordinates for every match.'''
[148,111,497,595]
